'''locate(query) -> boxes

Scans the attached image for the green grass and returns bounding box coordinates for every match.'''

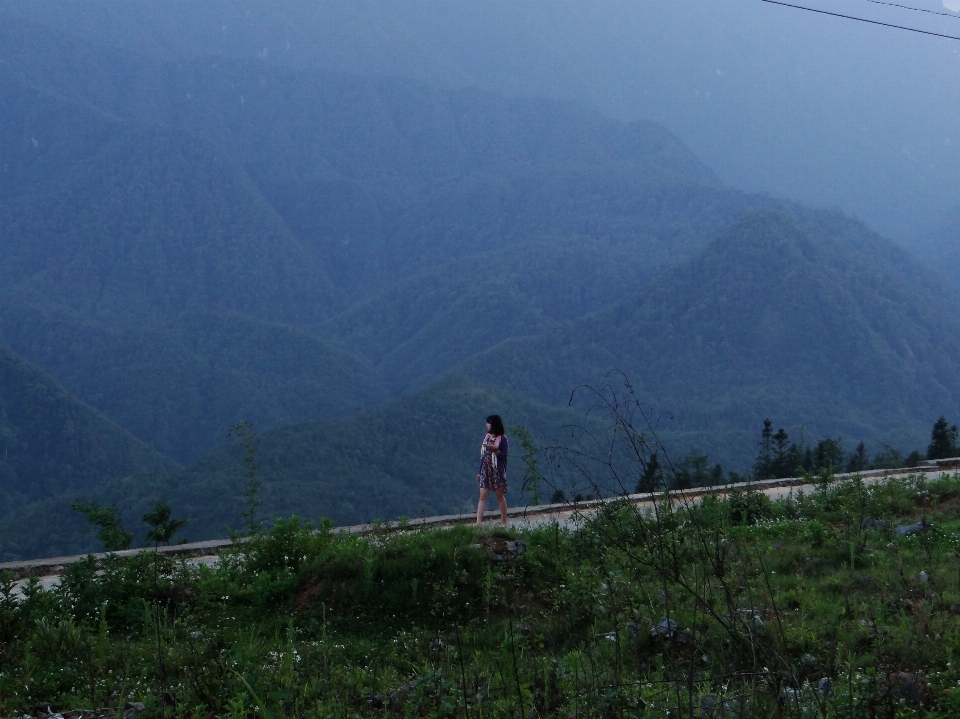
[2,473,960,717]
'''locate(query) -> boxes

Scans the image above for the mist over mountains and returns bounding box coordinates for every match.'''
[3,0,959,248]
[1,2,959,559]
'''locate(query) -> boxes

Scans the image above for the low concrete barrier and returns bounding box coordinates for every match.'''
[2,459,956,581]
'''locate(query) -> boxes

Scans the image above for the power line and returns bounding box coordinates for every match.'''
[860,0,960,21]
[761,0,960,41]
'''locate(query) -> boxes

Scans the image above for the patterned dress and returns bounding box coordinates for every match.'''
[477,433,509,491]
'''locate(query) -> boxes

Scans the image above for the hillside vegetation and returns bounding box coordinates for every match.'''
[4,471,960,716]
[0,345,172,534]
[463,208,960,456]
[0,376,589,560]
[0,304,388,463]
[0,13,732,464]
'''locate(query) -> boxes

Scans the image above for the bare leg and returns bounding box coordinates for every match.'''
[476,487,490,525]
[494,489,508,526]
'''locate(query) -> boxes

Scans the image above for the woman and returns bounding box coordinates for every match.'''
[476,414,509,526]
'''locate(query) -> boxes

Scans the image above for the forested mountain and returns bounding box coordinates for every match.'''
[0,302,388,462]
[0,376,585,560]
[1,12,718,297]
[319,184,768,392]
[0,13,727,462]
[0,76,333,327]
[461,208,960,458]
[3,6,960,562]
[0,344,172,526]
[4,0,959,248]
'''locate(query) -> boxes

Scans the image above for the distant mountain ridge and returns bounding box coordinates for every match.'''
[319,181,771,394]
[1,13,719,296]
[461,207,960,455]
[0,13,729,461]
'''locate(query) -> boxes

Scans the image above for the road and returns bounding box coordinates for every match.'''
[6,461,956,598]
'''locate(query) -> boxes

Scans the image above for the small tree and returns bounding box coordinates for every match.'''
[229,420,262,535]
[813,437,844,474]
[509,424,542,505]
[141,501,186,715]
[772,427,790,472]
[753,419,774,479]
[71,501,132,551]
[846,442,868,473]
[927,415,960,460]
[636,452,662,493]
[871,444,904,470]
[141,502,188,547]
[673,452,711,489]
[906,450,924,467]
[710,463,724,484]
[755,421,807,478]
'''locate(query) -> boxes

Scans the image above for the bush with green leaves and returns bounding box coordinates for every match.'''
[4,472,960,717]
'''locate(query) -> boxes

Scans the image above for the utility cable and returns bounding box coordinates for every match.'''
[859,0,960,21]
[761,0,960,41]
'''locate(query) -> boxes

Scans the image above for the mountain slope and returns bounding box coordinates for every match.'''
[0,301,389,463]
[0,14,741,464]
[322,183,771,393]
[0,14,719,300]
[0,376,587,560]
[0,76,334,327]
[461,208,960,454]
[0,344,174,520]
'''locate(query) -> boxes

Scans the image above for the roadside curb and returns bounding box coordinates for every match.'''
[3,459,957,581]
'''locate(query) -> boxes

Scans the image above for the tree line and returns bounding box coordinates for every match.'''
[630,415,959,494]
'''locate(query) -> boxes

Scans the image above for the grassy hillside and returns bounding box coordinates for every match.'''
[4,472,960,716]
[0,344,173,531]
[461,207,960,456]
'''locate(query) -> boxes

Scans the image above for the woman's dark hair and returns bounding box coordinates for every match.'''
[486,414,505,436]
